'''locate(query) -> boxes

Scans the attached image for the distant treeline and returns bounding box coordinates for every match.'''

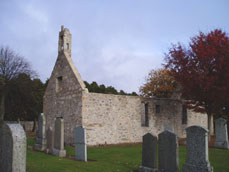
[2,75,137,121]
[84,81,138,96]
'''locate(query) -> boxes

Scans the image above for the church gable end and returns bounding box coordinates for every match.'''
[44,26,87,144]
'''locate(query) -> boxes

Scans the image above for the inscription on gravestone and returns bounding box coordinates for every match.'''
[214,118,229,149]
[75,126,87,161]
[34,113,46,151]
[158,130,179,172]
[139,133,159,172]
[52,117,66,157]
[46,127,54,154]
[0,122,26,172]
[183,126,213,172]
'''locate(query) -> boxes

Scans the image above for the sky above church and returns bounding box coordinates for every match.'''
[0,0,228,93]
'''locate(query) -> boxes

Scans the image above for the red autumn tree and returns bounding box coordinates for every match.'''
[139,68,177,98]
[165,29,229,133]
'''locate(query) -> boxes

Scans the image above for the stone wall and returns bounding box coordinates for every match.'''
[82,93,208,146]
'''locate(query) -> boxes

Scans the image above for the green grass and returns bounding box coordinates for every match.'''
[27,138,229,172]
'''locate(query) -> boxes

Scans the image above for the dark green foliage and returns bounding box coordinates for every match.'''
[84,81,138,96]
[4,74,46,121]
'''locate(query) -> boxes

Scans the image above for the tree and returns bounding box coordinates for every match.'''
[164,29,229,134]
[84,81,138,96]
[139,68,177,98]
[0,46,35,121]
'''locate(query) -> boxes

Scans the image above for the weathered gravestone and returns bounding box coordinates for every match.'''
[158,130,179,172]
[214,118,229,149]
[139,133,159,172]
[0,122,26,172]
[34,113,46,151]
[46,126,54,154]
[164,124,174,133]
[52,117,66,157]
[183,126,213,172]
[75,126,87,161]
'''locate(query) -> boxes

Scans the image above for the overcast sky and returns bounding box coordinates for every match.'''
[0,0,228,93]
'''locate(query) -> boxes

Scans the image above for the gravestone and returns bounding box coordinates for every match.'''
[158,130,179,172]
[34,113,46,151]
[75,126,87,161]
[139,133,159,172]
[0,122,26,172]
[214,118,229,149]
[164,124,174,132]
[46,127,54,154]
[183,126,213,172]
[52,117,66,157]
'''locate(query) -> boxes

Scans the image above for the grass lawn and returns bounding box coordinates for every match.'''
[27,138,229,172]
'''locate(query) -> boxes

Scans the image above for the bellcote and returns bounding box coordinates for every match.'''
[58,25,72,57]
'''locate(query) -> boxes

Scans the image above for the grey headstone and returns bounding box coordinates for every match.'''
[46,127,54,154]
[52,117,66,157]
[183,126,213,172]
[164,124,174,132]
[214,118,229,149]
[0,122,26,172]
[139,133,158,171]
[75,126,87,161]
[158,130,179,172]
[34,113,46,151]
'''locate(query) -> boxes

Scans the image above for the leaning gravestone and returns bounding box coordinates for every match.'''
[46,127,54,154]
[0,122,26,172]
[75,126,87,161]
[34,113,46,151]
[214,118,229,149]
[158,130,179,172]
[139,133,159,172]
[183,126,213,172]
[52,117,66,157]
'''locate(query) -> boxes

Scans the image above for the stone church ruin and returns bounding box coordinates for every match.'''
[44,26,208,146]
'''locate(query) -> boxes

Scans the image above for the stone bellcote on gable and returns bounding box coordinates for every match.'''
[58,25,72,58]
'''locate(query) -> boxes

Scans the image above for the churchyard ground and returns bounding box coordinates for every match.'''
[26,138,229,172]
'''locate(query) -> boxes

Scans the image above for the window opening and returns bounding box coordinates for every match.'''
[182,105,187,124]
[56,76,63,92]
[156,105,160,114]
[144,103,149,127]
[66,43,69,50]
[60,35,64,50]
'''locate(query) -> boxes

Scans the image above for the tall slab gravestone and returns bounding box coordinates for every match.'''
[46,126,54,154]
[158,130,179,172]
[34,113,47,151]
[52,117,66,157]
[214,118,229,149]
[183,126,213,172]
[0,122,26,172]
[75,126,87,161]
[139,133,159,172]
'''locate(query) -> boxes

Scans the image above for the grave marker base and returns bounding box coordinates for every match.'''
[138,166,159,172]
[52,148,66,157]
[214,141,229,149]
[183,163,213,172]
